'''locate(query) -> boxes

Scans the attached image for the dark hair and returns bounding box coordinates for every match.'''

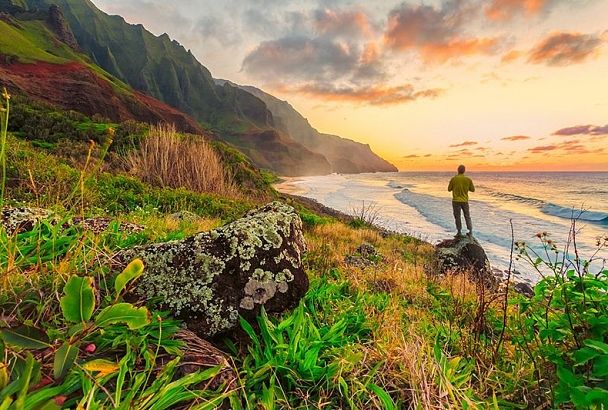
[458,164,466,174]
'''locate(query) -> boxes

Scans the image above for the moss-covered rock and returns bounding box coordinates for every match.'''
[433,235,497,288]
[115,201,308,337]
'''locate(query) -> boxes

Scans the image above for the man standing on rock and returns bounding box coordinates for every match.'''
[448,164,475,237]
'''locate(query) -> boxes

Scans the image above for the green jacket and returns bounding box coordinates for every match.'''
[448,174,475,202]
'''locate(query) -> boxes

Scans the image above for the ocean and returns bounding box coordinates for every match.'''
[276,172,608,284]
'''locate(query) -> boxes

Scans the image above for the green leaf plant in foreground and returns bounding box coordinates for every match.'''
[114,258,145,297]
[60,275,96,323]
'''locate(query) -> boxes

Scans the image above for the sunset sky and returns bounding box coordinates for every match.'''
[92,0,608,171]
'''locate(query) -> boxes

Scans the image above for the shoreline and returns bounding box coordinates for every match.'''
[276,177,536,290]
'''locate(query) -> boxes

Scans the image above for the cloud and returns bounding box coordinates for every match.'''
[502,135,531,141]
[527,32,604,66]
[553,124,608,136]
[501,49,523,63]
[313,8,376,39]
[403,154,419,158]
[242,36,384,83]
[529,139,599,154]
[528,144,558,153]
[383,1,501,63]
[285,83,443,105]
[485,0,556,21]
[449,140,478,147]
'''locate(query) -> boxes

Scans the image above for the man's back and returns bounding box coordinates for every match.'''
[448,174,475,202]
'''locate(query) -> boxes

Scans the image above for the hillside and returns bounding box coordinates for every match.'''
[17,0,272,132]
[235,83,399,174]
[0,14,203,133]
[0,3,334,176]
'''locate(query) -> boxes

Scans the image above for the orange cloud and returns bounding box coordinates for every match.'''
[419,38,500,63]
[528,32,604,66]
[288,83,443,105]
[501,49,523,63]
[449,140,478,147]
[502,135,531,141]
[485,0,550,21]
[384,3,501,63]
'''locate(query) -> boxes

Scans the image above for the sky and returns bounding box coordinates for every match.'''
[90,0,608,171]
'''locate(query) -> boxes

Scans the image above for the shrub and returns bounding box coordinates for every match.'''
[126,124,237,196]
[512,230,608,408]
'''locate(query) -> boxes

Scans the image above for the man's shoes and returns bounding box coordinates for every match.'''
[467,231,473,237]
[455,232,464,238]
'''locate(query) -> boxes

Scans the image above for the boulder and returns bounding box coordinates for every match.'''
[345,243,382,268]
[1,206,54,234]
[0,206,145,235]
[433,236,497,287]
[114,202,308,337]
[513,282,534,297]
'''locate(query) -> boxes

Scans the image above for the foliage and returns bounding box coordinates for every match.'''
[232,276,397,409]
[0,224,233,408]
[512,232,608,408]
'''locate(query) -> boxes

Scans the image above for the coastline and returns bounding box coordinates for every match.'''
[275,176,536,290]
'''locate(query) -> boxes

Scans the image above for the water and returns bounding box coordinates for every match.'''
[276,172,608,284]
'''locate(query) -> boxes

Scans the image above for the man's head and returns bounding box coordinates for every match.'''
[457,164,466,174]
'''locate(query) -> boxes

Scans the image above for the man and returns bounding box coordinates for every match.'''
[448,164,475,237]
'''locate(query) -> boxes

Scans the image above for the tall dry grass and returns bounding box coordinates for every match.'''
[126,124,237,196]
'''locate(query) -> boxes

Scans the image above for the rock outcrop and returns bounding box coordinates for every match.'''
[0,206,144,235]
[114,202,309,337]
[46,4,79,50]
[345,243,383,268]
[433,236,497,287]
[1,206,54,234]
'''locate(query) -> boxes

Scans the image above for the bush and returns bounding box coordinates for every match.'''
[126,124,237,196]
[512,231,608,408]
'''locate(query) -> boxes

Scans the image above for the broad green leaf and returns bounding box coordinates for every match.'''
[60,276,95,323]
[0,326,49,349]
[573,347,599,365]
[584,339,608,354]
[53,342,78,380]
[114,259,144,297]
[95,303,150,330]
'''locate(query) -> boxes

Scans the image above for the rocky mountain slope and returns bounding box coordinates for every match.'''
[17,0,273,132]
[0,3,331,175]
[1,0,396,176]
[232,83,398,174]
[0,13,203,133]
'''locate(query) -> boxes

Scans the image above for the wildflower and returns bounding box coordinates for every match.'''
[84,343,96,353]
[1,88,10,101]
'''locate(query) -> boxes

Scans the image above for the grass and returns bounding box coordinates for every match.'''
[126,124,237,197]
[0,20,74,64]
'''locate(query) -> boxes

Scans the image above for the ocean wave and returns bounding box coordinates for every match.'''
[541,204,608,224]
[479,186,608,224]
[387,180,414,190]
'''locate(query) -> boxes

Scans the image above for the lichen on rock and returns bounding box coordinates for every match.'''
[115,201,309,337]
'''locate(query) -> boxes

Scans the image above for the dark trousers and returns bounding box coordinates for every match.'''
[452,201,472,232]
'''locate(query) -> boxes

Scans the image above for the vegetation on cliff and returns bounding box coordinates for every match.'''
[0,0,396,176]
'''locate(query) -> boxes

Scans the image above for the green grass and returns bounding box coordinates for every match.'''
[0,20,70,63]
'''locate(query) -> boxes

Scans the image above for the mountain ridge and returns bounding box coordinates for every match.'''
[221,80,398,174]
